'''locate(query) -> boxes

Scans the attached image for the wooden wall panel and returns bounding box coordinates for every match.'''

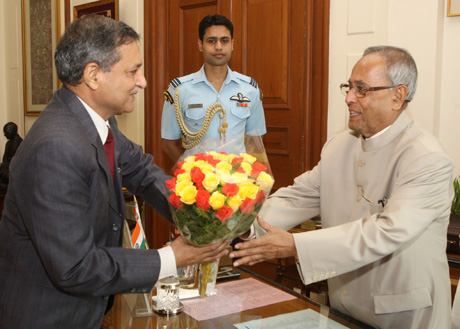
[233,0,301,191]
[246,0,289,105]
[169,0,219,77]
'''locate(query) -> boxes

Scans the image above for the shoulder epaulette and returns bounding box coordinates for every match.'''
[234,72,259,89]
[170,78,181,89]
[168,73,195,89]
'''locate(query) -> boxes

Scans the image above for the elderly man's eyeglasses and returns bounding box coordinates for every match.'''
[340,83,401,98]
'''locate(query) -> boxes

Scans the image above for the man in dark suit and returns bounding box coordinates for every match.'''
[0,15,228,329]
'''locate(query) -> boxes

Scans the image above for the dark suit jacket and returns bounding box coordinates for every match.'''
[0,87,172,329]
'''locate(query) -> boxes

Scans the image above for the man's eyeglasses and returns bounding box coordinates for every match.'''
[340,83,402,98]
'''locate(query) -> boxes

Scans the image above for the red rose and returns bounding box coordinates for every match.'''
[166,177,177,191]
[208,158,221,167]
[216,205,233,222]
[240,198,255,213]
[174,169,185,177]
[204,155,214,162]
[191,167,205,190]
[220,151,228,155]
[236,167,246,174]
[222,183,239,197]
[231,157,244,167]
[196,189,210,211]
[255,190,266,204]
[169,193,183,209]
[177,161,184,169]
[251,162,267,177]
[195,153,206,161]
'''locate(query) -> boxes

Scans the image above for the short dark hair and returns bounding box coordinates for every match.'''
[55,15,140,86]
[198,14,234,41]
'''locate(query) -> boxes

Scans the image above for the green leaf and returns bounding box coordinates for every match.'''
[452,177,460,216]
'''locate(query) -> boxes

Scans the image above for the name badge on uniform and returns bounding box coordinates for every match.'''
[188,104,203,109]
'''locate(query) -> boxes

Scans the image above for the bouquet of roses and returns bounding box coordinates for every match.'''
[165,134,274,296]
[166,140,274,246]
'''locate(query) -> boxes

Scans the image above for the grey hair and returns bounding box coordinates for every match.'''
[363,45,418,102]
[55,15,140,86]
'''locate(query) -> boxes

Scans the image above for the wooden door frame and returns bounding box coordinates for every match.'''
[144,1,171,248]
[144,0,329,249]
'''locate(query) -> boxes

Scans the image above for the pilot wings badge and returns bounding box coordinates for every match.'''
[230,93,250,107]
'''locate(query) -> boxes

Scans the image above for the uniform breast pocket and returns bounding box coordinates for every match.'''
[230,105,251,120]
[184,107,207,130]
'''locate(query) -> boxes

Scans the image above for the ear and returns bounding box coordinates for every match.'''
[392,85,409,111]
[231,38,234,51]
[83,62,102,90]
[198,39,203,52]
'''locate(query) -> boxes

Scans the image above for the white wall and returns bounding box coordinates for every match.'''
[0,0,24,156]
[329,0,460,177]
[439,5,460,179]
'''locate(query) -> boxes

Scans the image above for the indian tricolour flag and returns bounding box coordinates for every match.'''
[130,198,147,249]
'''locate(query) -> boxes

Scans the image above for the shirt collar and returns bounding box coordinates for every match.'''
[193,65,239,86]
[365,125,391,140]
[77,96,110,144]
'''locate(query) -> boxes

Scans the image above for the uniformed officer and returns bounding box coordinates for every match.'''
[161,14,266,161]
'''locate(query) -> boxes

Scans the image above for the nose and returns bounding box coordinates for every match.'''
[136,70,147,89]
[345,88,357,105]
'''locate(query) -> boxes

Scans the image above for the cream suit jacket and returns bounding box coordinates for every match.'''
[257,111,453,329]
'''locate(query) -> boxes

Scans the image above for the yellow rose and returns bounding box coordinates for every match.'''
[184,155,196,163]
[181,162,195,173]
[193,160,206,167]
[227,196,243,212]
[240,162,252,175]
[176,172,192,183]
[209,191,226,210]
[240,153,257,164]
[217,153,229,162]
[197,163,214,174]
[216,161,232,175]
[207,151,219,159]
[257,172,274,191]
[237,181,259,199]
[175,181,192,195]
[227,154,238,163]
[203,173,220,192]
[179,185,198,205]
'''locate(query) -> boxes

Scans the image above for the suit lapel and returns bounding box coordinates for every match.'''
[56,87,121,214]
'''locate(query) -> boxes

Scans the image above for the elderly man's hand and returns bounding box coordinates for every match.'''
[171,235,230,268]
[229,217,296,267]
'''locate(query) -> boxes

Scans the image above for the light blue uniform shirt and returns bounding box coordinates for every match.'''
[161,65,266,155]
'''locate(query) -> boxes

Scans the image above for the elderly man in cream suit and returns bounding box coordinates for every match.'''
[230,46,453,329]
